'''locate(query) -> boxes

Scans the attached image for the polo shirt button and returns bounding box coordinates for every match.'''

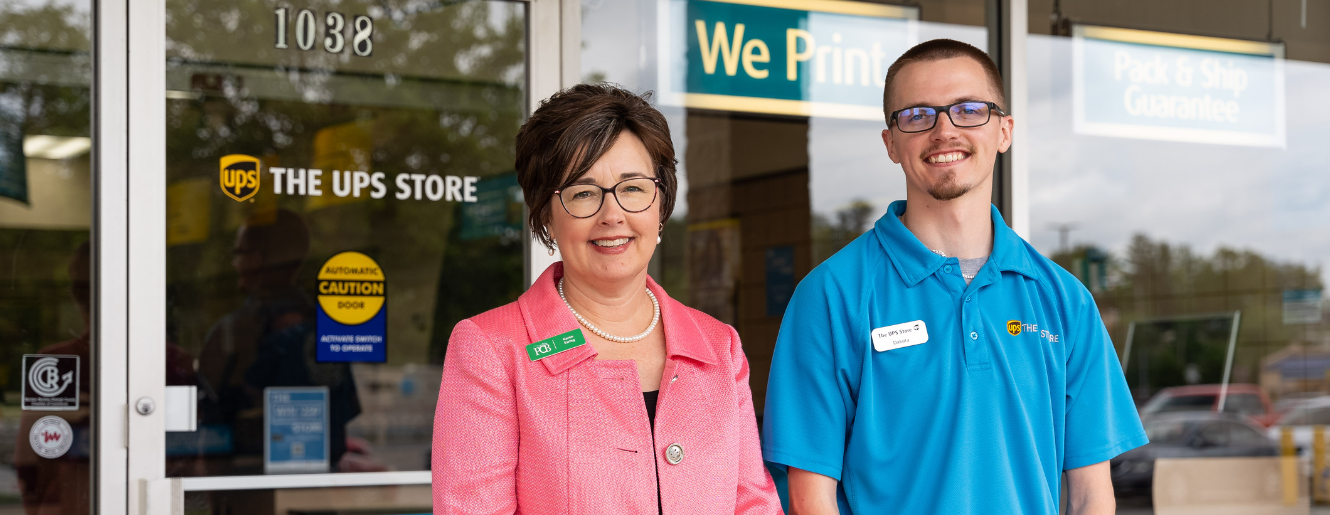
[666,443,685,465]
[944,265,953,274]
[970,331,979,340]
[965,296,971,302]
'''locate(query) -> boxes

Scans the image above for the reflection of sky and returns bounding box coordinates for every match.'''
[1028,34,1330,287]
[582,0,690,214]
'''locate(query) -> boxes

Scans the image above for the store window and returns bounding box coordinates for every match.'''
[162,0,526,506]
[582,0,990,416]
[1027,0,1330,510]
[0,1,93,514]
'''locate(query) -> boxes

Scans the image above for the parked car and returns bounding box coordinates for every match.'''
[1273,392,1330,415]
[1267,396,1330,458]
[1139,384,1280,427]
[1111,412,1280,497]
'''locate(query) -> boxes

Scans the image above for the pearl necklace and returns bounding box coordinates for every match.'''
[558,278,660,343]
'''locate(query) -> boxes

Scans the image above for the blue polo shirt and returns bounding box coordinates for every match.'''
[761,200,1147,514]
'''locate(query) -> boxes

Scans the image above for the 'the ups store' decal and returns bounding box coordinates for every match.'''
[217,155,480,203]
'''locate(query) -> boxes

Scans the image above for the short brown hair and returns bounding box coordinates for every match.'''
[882,39,1006,124]
[515,83,678,251]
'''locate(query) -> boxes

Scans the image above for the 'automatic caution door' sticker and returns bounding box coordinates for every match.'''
[316,251,387,362]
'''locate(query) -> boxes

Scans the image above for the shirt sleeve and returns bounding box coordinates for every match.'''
[433,319,519,514]
[761,270,854,481]
[1063,290,1148,470]
[727,325,787,515]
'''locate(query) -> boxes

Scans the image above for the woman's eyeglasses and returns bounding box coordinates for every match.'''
[556,177,660,219]
[889,101,1007,133]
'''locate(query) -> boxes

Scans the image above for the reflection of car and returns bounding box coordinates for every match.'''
[1111,412,1280,497]
[1140,384,1279,427]
[1273,393,1330,415]
[1267,397,1330,457]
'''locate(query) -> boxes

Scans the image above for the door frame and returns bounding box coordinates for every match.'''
[103,0,577,513]
[92,0,129,513]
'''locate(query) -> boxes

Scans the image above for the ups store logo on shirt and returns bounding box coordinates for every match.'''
[219,154,261,202]
[1006,319,1061,343]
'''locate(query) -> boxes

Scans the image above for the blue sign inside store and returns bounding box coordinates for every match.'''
[662,0,918,120]
[1073,25,1285,147]
[265,387,330,474]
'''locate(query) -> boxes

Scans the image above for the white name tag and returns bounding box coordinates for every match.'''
[871,320,929,352]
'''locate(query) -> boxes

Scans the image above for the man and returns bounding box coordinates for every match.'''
[761,39,1146,514]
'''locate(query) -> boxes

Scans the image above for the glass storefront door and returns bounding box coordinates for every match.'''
[0,1,94,514]
[141,0,542,510]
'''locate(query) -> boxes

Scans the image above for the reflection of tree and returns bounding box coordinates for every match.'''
[0,2,89,52]
[0,1,91,139]
[1050,234,1326,400]
[1122,315,1235,396]
[812,199,874,266]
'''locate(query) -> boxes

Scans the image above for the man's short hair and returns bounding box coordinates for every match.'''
[882,39,1006,124]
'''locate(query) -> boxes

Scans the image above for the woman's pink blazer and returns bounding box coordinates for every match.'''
[432,263,782,514]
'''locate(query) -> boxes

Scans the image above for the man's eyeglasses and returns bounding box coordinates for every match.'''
[555,177,660,219]
[889,101,1007,133]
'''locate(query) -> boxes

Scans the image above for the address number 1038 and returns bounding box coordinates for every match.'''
[274,8,373,57]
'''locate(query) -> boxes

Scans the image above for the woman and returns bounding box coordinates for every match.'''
[432,83,782,514]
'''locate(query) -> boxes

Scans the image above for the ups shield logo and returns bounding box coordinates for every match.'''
[219,154,261,202]
[1007,320,1022,336]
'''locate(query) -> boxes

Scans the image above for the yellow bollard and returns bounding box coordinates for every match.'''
[1317,426,1327,504]
[1283,427,1299,506]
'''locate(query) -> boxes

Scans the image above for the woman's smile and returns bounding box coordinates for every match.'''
[589,236,635,254]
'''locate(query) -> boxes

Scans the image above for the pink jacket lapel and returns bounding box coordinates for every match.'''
[518,262,719,376]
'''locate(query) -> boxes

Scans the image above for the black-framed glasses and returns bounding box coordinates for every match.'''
[555,177,660,219]
[889,101,1007,133]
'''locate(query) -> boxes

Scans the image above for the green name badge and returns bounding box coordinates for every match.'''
[526,329,588,361]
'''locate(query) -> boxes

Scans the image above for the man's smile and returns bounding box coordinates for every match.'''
[925,151,970,164]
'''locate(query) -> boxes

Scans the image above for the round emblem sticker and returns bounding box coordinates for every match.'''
[29,415,73,459]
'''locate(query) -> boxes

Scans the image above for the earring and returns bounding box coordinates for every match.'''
[657,222,664,244]
[657,235,662,244]
[548,247,555,256]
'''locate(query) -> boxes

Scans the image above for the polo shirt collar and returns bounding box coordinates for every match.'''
[874,200,1039,287]
[519,262,716,376]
